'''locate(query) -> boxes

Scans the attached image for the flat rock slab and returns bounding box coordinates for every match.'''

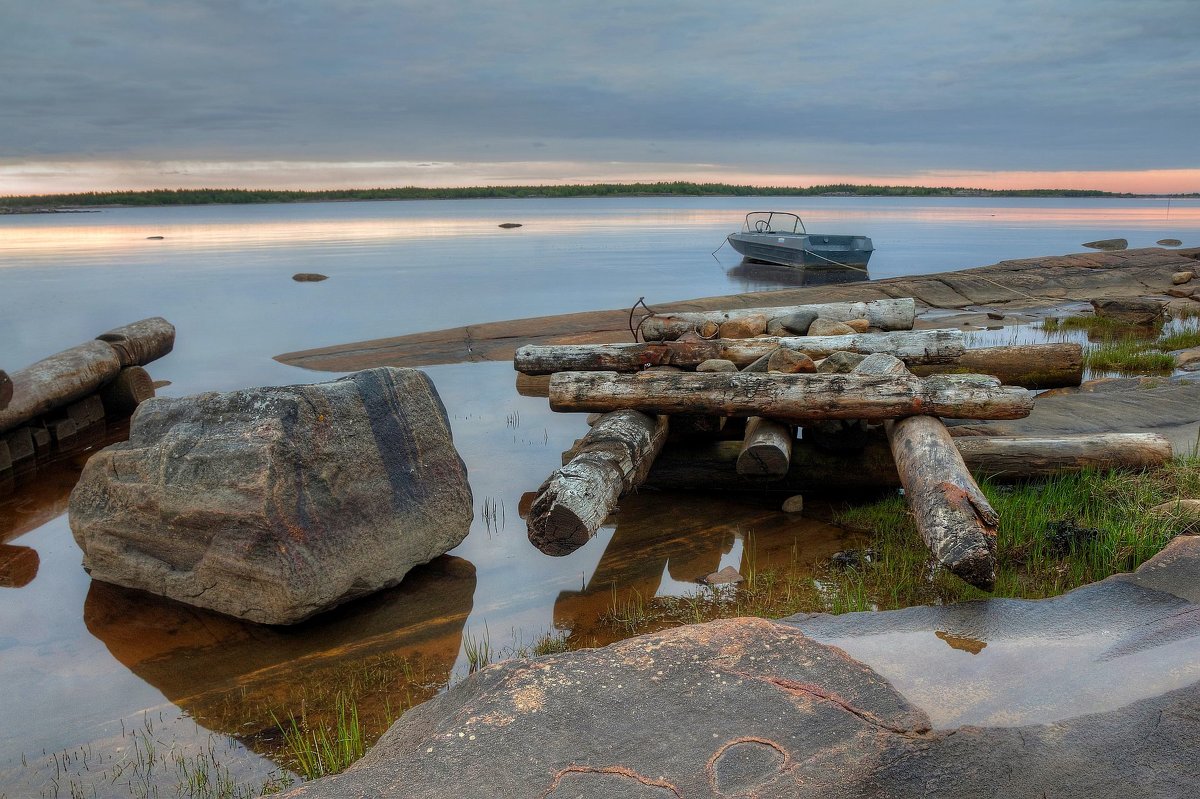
[288,539,1200,798]
[69,367,472,624]
[949,377,1200,455]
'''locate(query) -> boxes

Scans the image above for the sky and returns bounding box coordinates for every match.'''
[1,0,1198,195]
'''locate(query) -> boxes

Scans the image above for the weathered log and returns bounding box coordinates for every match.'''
[737,418,793,476]
[888,414,998,591]
[99,366,156,415]
[515,330,965,374]
[854,353,998,589]
[0,370,11,410]
[911,343,1083,389]
[96,317,176,367]
[0,341,121,435]
[644,433,1173,491]
[528,411,669,556]
[641,298,916,340]
[548,371,1033,421]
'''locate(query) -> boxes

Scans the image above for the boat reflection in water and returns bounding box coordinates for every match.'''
[727,259,871,291]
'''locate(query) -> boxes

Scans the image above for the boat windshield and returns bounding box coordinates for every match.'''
[743,212,805,235]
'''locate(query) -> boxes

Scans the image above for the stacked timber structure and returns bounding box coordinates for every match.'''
[0,318,173,493]
[517,298,1172,591]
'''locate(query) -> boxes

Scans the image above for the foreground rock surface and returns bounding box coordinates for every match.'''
[289,539,1200,798]
[69,367,472,624]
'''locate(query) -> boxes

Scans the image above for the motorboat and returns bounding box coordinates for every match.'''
[726,211,873,270]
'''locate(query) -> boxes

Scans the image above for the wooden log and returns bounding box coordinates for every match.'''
[856,353,997,589]
[0,341,121,435]
[515,329,965,374]
[911,343,1083,389]
[96,317,176,367]
[528,410,669,556]
[645,433,1174,490]
[99,366,156,415]
[548,371,1034,421]
[642,298,916,340]
[737,418,793,476]
[0,370,11,410]
[888,414,999,591]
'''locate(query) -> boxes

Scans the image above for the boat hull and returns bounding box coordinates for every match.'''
[727,233,873,269]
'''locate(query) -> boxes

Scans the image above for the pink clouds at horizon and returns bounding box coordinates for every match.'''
[0,160,1197,197]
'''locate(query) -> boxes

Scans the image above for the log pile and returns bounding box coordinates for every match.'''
[0,318,173,492]
[516,297,1174,591]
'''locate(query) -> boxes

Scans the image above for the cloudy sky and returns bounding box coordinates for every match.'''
[2,0,1197,194]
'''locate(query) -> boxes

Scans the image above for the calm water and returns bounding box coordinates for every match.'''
[1,197,1198,794]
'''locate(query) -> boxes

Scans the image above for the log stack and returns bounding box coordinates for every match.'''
[515,298,1169,591]
[0,318,173,491]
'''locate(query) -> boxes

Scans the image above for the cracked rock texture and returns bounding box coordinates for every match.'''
[286,539,1200,798]
[69,367,471,624]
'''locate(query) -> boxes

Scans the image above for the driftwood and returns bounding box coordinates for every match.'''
[96,317,176,367]
[515,330,965,374]
[0,371,11,411]
[528,410,668,556]
[737,418,793,476]
[854,353,997,590]
[641,298,916,340]
[644,433,1174,490]
[548,371,1034,421]
[909,343,1083,389]
[0,341,121,435]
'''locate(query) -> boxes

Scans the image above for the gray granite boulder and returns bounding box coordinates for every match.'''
[69,367,471,624]
[285,539,1200,798]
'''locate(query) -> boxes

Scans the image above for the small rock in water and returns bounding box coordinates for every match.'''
[1175,348,1200,370]
[1091,298,1166,326]
[1172,271,1195,285]
[1158,238,1183,246]
[830,549,874,569]
[808,318,857,337]
[146,235,165,240]
[782,495,804,514]
[1082,238,1128,251]
[700,565,744,586]
[696,358,738,373]
[498,222,522,228]
[293,273,329,282]
[986,311,1006,320]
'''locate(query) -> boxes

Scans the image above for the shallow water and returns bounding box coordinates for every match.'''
[1,196,1199,794]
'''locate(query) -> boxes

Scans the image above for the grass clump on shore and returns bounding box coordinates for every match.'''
[1085,339,1177,373]
[593,463,1199,638]
[1039,314,1157,338]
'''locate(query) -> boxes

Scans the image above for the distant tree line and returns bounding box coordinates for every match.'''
[4,181,1192,209]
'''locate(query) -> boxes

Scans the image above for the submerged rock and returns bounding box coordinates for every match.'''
[69,368,472,624]
[498,222,522,229]
[1082,238,1128,251]
[1158,238,1183,246]
[292,272,328,282]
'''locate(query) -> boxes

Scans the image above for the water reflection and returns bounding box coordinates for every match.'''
[548,491,859,644]
[83,555,476,755]
[726,260,870,290]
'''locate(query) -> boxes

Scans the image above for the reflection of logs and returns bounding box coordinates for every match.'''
[0,544,39,588]
[528,411,668,556]
[643,433,1174,491]
[549,371,1034,421]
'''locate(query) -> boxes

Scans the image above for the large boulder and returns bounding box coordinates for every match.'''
[1090,297,1166,325]
[69,367,472,624]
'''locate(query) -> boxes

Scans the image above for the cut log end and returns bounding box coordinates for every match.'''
[527,499,593,557]
[945,535,998,592]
